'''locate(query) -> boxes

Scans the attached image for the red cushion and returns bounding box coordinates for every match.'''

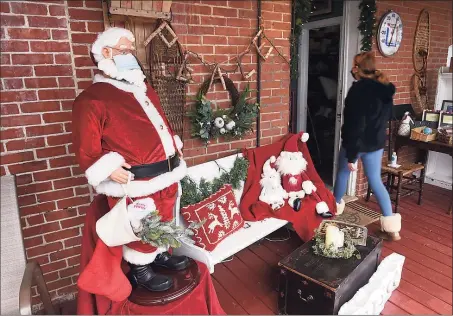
[181,184,244,252]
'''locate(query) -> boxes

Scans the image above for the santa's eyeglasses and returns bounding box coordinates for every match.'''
[107,46,136,55]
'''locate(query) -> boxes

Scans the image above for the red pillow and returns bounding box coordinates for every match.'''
[181,184,244,251]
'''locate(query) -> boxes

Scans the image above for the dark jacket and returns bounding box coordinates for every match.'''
[341,78,396,163]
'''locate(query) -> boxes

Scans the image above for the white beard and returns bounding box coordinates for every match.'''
[275,151,307,176]
[97,58,146,88]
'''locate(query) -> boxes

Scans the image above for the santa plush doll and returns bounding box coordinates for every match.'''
[72,27,189,302]
[275,133,333,218]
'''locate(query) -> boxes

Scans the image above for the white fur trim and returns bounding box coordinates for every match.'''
[301,132,309,142]
[85,152,125,187]
[380,214,401,233]
[302,180,315,195]
[91,27,135,62]
[122,246,167,265]
[94,159,188,198]
[270,156,276,163]
[94,74,176,158]
[133,90,175,157]
[316,201,329,214]
[336,199,345,215]
[174,135,183,150]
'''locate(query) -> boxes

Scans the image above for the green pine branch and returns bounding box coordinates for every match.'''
[180,157,249,208]
[358,0,377,52]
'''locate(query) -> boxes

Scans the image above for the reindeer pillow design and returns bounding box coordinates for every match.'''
[181,184,244,251]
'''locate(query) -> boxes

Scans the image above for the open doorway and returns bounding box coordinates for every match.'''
[296,2,362,195]
[305,25,341,186]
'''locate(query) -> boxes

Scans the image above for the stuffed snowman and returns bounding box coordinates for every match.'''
[275,132,333,218]
[259,156,288,211]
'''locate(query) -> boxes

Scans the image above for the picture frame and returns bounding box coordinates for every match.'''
[439,111,453,127]
[441,100,453,113]
[310,0,332,16]
[422,109,441,129]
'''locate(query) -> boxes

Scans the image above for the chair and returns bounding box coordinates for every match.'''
[1,175,56,315]
[366,104,425,212]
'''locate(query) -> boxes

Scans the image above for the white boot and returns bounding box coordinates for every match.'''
[336,199,345,215]
[379,214,402,241]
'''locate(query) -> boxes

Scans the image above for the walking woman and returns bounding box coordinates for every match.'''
[334,52,401,241]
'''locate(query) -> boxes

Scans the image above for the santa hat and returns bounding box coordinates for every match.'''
[263,156,276,172]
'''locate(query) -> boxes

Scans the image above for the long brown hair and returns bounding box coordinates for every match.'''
[352,52,389,85]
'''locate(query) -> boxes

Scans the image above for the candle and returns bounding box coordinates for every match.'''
[325,225,340,249]
[336,230,345,248]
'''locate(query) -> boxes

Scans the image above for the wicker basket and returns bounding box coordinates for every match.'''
[410,127,437,142]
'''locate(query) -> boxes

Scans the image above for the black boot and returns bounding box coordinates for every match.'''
[153,252,189,271]
[319,211,334,218]
[128,263,173,292]
[292,198,302,212]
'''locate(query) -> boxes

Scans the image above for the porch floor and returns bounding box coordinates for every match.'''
[61,184,451,315]
[211,184,452,315]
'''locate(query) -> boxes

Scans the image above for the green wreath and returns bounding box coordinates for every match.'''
[189,76,259,144]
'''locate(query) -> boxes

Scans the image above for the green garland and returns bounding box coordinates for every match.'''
[180,157,249,208]
[312,229,361,260]
[189,84,259,144]
[358,0,377,52]
[137,211,204,248]
[291,0,312,79]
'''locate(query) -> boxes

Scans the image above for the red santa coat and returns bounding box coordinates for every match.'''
[72,74,186,197]
[72,75,187,302]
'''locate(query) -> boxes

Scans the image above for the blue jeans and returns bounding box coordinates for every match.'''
[334,148,393,216]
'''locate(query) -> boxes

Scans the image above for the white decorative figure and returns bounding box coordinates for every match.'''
[397,112,414,136]
[228,200,240,219]
[207,213,223,233]
[338,253,405,315]
[259,156,288,211]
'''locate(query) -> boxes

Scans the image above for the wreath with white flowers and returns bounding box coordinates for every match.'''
[189,76,259,144]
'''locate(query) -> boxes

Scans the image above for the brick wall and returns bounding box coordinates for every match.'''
[355,0,453,196]
[0,0,291,306]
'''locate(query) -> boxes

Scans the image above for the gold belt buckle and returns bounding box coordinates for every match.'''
[167,154,174,171]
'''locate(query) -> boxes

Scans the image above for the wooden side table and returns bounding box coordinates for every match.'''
[394,136,453,215]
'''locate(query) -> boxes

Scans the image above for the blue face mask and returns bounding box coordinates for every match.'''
[113,53,141,72]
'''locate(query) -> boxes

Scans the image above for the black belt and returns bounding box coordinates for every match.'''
[126,155,180,179]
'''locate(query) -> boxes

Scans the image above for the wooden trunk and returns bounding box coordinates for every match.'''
[278,236,382,315]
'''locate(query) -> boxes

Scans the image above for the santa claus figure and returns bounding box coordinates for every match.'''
[72,27,189,300]
[275,133,333,218]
